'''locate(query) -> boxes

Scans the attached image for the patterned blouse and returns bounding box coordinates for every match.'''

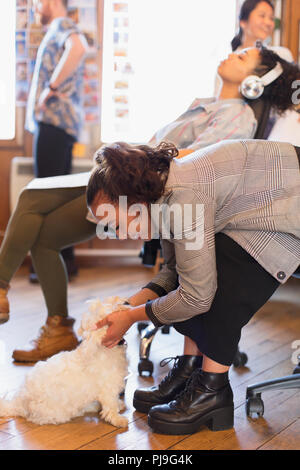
[149,97,257,151]
[25,17,85,140]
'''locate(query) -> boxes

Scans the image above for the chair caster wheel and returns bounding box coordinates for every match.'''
[138,359,154,377]
[137,322,149,334]
[233,350,248,368]
[161,325,170,334]
[246,396,264,418]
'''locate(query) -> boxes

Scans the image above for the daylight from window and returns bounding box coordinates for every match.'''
[101,0,237,143]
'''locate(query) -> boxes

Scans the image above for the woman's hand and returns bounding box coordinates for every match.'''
[177,148,194,159]
[94,304,150,348]
[94,308,134,348]
[37,87,66,111]
[37,87,58,111]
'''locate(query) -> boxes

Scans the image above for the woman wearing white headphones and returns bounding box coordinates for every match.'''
[151,45,298,153]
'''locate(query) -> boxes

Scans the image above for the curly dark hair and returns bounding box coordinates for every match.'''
[86,141,178,206]
[253,47,300,114]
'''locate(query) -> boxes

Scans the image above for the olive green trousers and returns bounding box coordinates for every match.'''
[0,187,95,316]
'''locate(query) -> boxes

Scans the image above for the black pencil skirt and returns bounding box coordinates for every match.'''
[173,233,280,366]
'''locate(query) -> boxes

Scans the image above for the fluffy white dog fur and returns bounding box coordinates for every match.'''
[0,297,129,427]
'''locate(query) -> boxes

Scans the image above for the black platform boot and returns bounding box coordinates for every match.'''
[133,355,203,413]
[148,369,234,435]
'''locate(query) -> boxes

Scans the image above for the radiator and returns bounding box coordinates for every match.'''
[10,157,93,213]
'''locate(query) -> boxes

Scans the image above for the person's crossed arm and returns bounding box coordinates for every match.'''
[38,33,88,110]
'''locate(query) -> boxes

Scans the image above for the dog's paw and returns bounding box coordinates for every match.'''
[101,410,128,428]
[110,414,129,428]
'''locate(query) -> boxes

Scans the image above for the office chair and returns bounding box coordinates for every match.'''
[137,98,273,376]
[245,273,300,418]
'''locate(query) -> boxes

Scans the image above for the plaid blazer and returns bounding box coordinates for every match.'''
[145,139,300,326]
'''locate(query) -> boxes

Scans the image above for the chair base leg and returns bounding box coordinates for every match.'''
[246,373,300,417]
[138,324,159,376]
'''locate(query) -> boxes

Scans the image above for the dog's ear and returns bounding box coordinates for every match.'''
[77,325,84,337]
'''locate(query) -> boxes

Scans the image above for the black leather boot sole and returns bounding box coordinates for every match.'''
[148,404,234,434]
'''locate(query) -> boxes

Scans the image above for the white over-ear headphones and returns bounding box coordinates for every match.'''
[240,62,284,100]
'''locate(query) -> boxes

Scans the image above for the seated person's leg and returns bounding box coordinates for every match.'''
[0,187,87,286]
[11,190,96,362]
[31,192,96,318]
[0,186,89,324]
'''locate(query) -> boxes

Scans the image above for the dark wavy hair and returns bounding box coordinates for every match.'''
[231,0,274,51]
[86,141,178,206]
[253,47,300,114]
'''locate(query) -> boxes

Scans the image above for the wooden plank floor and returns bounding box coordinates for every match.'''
[0,259,300,450]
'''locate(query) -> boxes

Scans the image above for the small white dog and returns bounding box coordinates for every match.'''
[0,297,129,427]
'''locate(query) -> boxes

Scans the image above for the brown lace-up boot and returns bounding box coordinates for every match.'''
[12,315,79,363]
[0,286,9,324]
